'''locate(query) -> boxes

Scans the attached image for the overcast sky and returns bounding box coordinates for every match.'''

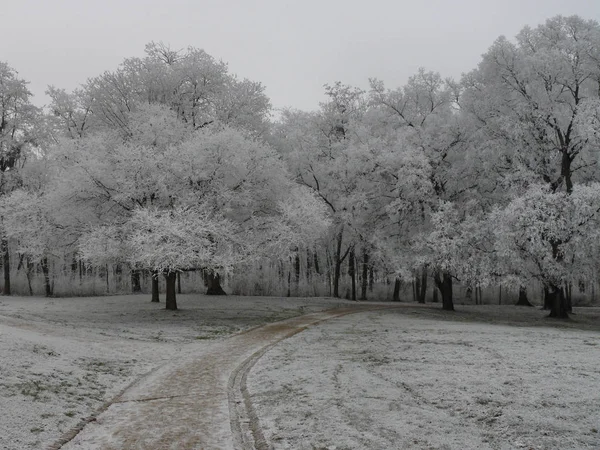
[2,0,598,113]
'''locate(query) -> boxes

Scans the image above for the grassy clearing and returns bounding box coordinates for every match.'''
[0,294,351,450]
[250,307,600,449]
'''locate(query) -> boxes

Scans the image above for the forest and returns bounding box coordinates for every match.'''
[1,15,600,319]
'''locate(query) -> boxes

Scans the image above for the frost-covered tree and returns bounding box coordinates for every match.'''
[49,43,271,140]
[462,15,600,316]
[0,62,40,295]
[368,69,472,309]
[0,190,59,296]
[272,83,368,298]
[80,206,239,309]
[53,103,329,307]
[492,184,600,317]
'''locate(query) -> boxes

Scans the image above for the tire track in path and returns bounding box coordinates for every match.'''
[60,304,396,450]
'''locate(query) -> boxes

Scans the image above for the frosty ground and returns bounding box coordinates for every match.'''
[0,294,348,449]
[250,306,600,450]
[0,296,599,449]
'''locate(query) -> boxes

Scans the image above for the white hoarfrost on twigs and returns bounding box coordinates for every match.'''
[249,308,600,450]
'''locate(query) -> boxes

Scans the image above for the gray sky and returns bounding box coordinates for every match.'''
[3,0,598,113]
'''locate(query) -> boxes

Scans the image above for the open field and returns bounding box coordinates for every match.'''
[249,306,600,449]
[0,295,599,449]
[0,294,350,449]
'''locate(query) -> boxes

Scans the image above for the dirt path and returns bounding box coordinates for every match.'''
[57,305,392,450]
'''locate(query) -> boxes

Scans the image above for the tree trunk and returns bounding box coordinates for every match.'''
[413,276,418,302]
[498,285,502,305]
[206,271,227,295]
[565,282,573,313]
[360,248,368,301]
[41,257,53,297]
[516,286,533,307]
[369,266,374,292]
[325,248,332,296]
[562,149,573,194]
[434,271,454,311]
[547,285,569,319]
[466,286,473,304]
[164,272,177,310]
[131,270,141,293]
[393,277,401,302]
[151,270,160,302]
[349,247,356,301]
[432,287,439,303]
[333,231,343,298]
[2,238,10,296]
[418,266,427,304]
[294,250,300,294]
[543,286,551,310]
[313,252,320,275]
[177,272,182,294]
[26,258,34,296]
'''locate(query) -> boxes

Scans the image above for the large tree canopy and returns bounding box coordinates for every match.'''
[2,17,600,318]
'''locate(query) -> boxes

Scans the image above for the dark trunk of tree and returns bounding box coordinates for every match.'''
[313,252,320,275]
[349,247,356,301]
[41,257,53,297]
[412,277,418,302]
[466,286,473,304]
[151,270,160,302]
[2,238,10,296]
[294,251,300,292]
[565,282,572,313]
[325,248,332,296]
[287,270,291,297]
[360,248,368,300]
[333,231,343,298]
[543,286,551,310]
[205,271,227,295]
[392,277,401,302]
[164,272,177,310]
[547,285,569,319]
[177,272,182,294]
[516,286,533,307]
[115,264,122,288]
[105,264,110,293]
[306,249,312,283]
[131,270,141,293]
[26,258,33,296]
[434,271,454,311]
[498,285,502,305]
[369,266,374,292]
[562,150,573,194]
[418,266,427,304]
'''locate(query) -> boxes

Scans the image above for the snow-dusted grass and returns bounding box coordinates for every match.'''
[249,306,600,449]
[0,293,348,450]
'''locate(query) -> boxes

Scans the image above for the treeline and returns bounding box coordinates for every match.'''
[1,16,600,317]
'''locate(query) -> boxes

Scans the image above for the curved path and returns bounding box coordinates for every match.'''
[56,305,395,450]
